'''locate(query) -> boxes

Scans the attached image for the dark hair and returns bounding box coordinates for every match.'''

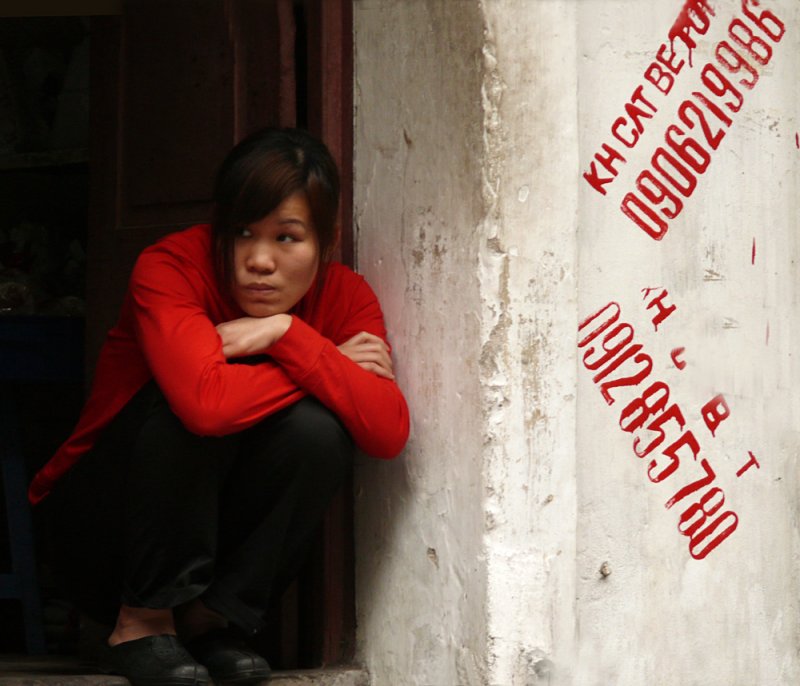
[212,127,340,292]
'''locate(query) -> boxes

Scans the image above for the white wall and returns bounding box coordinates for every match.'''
[574,1,800,684]
[354,1,800,684]
[353,3,491,684]
[478,3,579,684]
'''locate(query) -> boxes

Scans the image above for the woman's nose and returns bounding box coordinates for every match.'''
[246,242,277,273]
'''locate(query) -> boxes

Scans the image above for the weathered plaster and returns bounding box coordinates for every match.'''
[477,2,580,685]
[574,1,800,684]
[354,1,580,683]
[353,2,489,685]
[354,0,799,684]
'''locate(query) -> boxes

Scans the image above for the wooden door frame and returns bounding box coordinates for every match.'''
[301,0,356,665]
[305,0,354,268]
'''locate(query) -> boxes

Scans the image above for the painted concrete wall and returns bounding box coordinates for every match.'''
[354,1,799,684]
[353,3,491,685]
[574,1,800,684]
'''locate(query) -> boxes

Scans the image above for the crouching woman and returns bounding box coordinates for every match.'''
[30,128,409,686]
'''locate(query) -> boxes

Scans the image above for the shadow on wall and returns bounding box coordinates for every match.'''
[353,447,414,620]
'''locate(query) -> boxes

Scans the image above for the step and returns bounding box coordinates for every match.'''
[0,656,369,686]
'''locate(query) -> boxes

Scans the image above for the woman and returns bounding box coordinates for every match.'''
[31,128,409,686]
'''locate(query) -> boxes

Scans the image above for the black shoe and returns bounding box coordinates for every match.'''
[105,634,210,686]
[187,628,271,685]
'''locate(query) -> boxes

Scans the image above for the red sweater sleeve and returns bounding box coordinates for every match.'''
[130,247,409,458]
[129,250,306,436]
[267,278,410,459]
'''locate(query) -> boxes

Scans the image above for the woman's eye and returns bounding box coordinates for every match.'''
[236,226,252,238]
[277,234,296,243]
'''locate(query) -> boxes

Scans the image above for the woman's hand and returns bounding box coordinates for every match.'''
[337,331,395,380]
[216,314,292,358]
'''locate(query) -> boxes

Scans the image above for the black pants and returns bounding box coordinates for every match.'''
[42,383,354,635]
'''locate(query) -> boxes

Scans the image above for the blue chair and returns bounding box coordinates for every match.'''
[0,315,84,654]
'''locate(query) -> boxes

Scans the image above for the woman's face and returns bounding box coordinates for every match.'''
[231,192,320,317]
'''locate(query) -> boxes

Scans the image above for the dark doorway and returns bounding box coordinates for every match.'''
[0,0,354,670]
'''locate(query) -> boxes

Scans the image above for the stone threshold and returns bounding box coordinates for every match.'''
[0,655,369,686]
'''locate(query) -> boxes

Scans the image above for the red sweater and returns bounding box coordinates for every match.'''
[29,224,409,505]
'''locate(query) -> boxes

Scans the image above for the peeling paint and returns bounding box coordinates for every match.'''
[355,0,799,684]
[354,2,492,685]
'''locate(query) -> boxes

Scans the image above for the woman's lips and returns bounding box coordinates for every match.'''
[243,283,277,292]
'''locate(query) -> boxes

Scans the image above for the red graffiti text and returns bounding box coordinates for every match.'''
[622,2,786,239]
[578,301,739,559]
[583,0,716,196]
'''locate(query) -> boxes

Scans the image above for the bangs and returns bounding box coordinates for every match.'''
[223,148,306,230]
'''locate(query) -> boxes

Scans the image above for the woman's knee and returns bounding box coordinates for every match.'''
[130,403,238,497]
[273,398,354,477]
